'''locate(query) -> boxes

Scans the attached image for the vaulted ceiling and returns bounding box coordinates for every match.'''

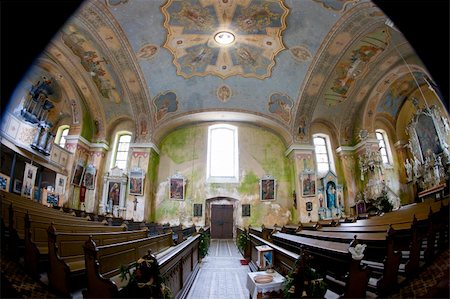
[7,0,442,147]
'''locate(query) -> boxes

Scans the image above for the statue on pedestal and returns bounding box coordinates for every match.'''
[404,158,413,181]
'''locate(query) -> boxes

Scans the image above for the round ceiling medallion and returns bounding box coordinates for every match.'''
[214,31,235,45]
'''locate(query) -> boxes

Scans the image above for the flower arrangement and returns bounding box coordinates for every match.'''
[119,250,173,299]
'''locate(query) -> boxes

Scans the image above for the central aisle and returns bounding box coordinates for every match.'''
[187,239,250,299]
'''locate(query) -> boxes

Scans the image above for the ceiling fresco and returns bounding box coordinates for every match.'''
[107,0,340,128]
[376,72,428,117]
[323,26,390,106]
[10,0,434,146]
[162,0,289,79]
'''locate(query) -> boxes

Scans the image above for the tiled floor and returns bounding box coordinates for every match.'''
[186,239,250,299]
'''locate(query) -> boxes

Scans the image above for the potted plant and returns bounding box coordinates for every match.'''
[237,232,251,264]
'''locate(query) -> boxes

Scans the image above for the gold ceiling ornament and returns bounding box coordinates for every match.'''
[162,0,289,79]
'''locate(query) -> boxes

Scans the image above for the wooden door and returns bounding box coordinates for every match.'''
[211,205,233,239]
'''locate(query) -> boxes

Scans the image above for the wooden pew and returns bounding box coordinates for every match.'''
[295,227,403,295]
[24,215,126,278]
[158,234,201,298]
[250,232,371,298]
[47,224,149,296]
[82,232,177,298]
[248,225,273,241]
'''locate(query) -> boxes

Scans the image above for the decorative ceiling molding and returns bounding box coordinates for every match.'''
[162,0,288,79]
[313,0,359,12]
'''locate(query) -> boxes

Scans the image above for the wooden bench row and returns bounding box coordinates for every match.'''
[83,228,208,298]
[238,226,372,298]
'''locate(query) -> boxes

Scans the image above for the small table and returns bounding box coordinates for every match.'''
[246,270,285,299]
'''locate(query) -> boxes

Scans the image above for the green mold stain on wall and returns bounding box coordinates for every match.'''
[160,127,201,164]
[249,203,264,226]
[237,172,259,195]
[155,200,180,221]
[290,207,298,222]
[249,130,292,182]
[80,102,94,140]
[148,150,160,183]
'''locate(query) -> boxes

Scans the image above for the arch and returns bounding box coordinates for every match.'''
[361,63,430,133]
[152,111,293,147]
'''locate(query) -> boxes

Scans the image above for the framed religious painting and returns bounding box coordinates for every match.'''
[129,168,145,196]
[302,171,316,197]
[0,173,10,192]
[71,162,85,186]
[22,163,37,199]
[406,105,447,163]
[169,173,185,200]
[13,179,22,194]
[242,204,251,217]
[83,164,96,190]
[260,175,276,201]
[193,204,202,217]
[55,174,67,195]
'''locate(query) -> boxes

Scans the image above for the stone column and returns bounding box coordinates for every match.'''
[128,142,160,222]
[287,144,317,223]
[336,147,358,215]
[85,145,108,214]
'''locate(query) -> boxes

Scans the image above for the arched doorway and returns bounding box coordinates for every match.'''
[205,197,238,239]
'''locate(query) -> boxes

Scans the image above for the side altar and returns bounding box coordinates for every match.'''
[317,171,345,220]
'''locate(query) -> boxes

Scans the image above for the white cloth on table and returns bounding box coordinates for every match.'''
[246,270,285,299]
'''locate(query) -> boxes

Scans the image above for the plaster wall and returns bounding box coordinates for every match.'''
[154,123,294,228]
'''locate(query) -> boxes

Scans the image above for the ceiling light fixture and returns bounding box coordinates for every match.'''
[214,31,235,45]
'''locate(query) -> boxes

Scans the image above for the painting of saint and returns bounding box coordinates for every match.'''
[170,178,184,200]
[108,182,121,206]
[71,163,85,186]
[260,179,275,201]
[302,173,316,197]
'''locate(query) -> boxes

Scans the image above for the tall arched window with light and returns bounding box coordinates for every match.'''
[55,125,70,148]
[207,124,239,183]
[112,133,132,170]
[375,129,392,165]
[313,134,335,176]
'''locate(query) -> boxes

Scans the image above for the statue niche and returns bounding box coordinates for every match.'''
[317,171,345,220]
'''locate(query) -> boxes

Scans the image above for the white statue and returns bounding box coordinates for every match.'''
[404,158,413,181]
[443,142,450,163]
[433,156,442,185]
[348,244,367,260]
[413,156,421,179]
[442,116,450,134]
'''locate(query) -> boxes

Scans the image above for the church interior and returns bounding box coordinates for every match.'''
[1,0,449,298]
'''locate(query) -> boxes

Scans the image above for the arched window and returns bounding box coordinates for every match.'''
[55,125,70,147]
[375,129,392,165]
[313,134,335,175]
[112,132,132,170]
[207,124,239,183]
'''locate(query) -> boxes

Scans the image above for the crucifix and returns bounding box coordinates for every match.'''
[133,196,139,211]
